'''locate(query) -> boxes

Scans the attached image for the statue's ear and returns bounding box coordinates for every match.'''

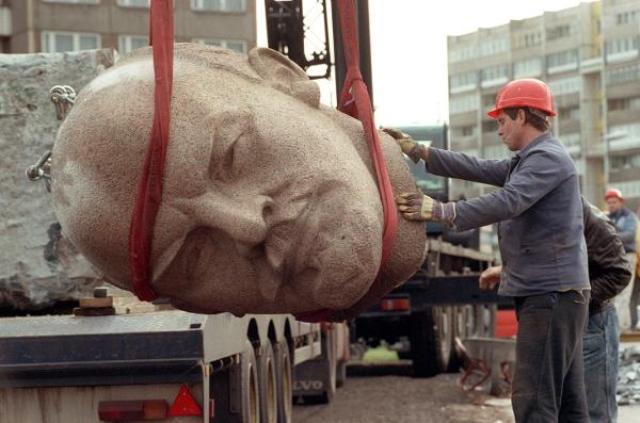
[248,47,320,108]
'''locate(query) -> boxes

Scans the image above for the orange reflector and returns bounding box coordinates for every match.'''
[169,384,202,417]
[98,400,168,421]
[380,298,410,312]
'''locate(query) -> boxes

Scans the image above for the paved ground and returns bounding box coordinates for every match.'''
[293,363,514,423]
[293,361,640,423]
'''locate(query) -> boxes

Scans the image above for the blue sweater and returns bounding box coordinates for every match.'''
[426,132,590,297]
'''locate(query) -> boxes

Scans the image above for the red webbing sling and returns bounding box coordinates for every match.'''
[295,0,398,322]
[128,0,174,301]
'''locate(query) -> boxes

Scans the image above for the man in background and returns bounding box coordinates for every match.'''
[605,188,637,331]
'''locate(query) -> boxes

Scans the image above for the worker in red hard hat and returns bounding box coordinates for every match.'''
[387,78,590,422]
[604,188,638,333]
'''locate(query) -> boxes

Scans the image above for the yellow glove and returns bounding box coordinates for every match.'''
[381,127,423,163]
[395,192,435,221]
[396,192,457,225]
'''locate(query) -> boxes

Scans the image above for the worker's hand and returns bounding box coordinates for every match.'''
[395,192,434,221]
[396,192,456,226]
[382,127,423,163]
[479,265,502,290]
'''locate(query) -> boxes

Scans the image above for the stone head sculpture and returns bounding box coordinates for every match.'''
[51,43,426,319]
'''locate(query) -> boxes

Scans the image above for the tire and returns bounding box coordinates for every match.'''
[409,307,451,378]
[307,328,337,404]
[320,328,337,403]
[446,306,466,373]
[273,340,292,423]
[258,341,278,423]
[336,360,347,388]
[240,340,260,423]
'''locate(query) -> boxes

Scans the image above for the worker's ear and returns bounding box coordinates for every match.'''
[248,47,321,108]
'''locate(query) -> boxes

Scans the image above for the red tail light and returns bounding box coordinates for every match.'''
[380,298,411,312]
[169,384,202,417]
[98,400,168,422]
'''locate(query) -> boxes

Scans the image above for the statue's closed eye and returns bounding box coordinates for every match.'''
[209,109,255,182]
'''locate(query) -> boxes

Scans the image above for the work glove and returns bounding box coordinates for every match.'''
[395,192,456,226]
[479,265,502,290]
[381,127,423,163]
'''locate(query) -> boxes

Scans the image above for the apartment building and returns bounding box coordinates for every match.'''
[0,0,256,55]
[447,0,640,210]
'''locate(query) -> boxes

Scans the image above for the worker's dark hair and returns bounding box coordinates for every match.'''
[503,107,549,132]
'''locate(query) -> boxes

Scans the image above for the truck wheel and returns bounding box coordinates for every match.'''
[409,307,451,377]
[241,340,260,423]
[319,328,337,403]
[446,306,466,373]
[273,340,292,423]
[258,341,278,423]
[336,360,347,388]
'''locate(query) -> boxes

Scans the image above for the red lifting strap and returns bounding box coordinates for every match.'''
[128,0,174,301]
[295,0,398,322]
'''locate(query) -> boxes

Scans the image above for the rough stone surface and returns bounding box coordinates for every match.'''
[0,49,116,309]
[618,345,640,405]
[51,44,426,318]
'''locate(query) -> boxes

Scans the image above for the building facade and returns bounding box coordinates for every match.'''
[447,0,640,211]
[0,0,256,55]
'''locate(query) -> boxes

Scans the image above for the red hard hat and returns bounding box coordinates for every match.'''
[488,78,557,119]
[605,188,624,201]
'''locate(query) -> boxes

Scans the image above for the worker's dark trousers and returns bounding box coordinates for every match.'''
[512,290,590,423]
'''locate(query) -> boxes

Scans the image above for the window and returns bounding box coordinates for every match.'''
[449,45,477,63]
[41,31,100,53]
[611,153,640,171]
[616,10,639,25]
[547,49,578,72]
[561,133,580,148]
[613,179,640,199]
[606,63,640,85]
[478,38,509,57]
[522,32,542,48]
[606,37,639,60]
[462,126,475,137]
[42,0,98,3]
[482,120,498,134]
[608,123,640,152]
[193,38,247,53]
[118,35,148,54]
[449,94,479,114]
[546,25,571,42]
[548,76,580,95]
[482,94,496,108]
[481,65,508,82]
[482,144,509,160]
[450,71,477,89]
[117,0,149,7]
[558,106,580,121]
[191,0,246,12]
[513,58,542,78]
[609,97,640,112]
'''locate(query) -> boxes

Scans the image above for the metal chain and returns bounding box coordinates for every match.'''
[25,85,77,192]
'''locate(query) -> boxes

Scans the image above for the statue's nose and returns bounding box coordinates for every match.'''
[190,191,274,247]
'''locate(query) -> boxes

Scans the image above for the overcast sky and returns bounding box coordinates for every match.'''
[258,0,597,126]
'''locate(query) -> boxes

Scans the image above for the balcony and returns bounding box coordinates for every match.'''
[0,7,11,36]
[580,56,603,74]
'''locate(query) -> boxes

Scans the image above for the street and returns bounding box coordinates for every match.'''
[293,360,640,423]
[294,362,514,423]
